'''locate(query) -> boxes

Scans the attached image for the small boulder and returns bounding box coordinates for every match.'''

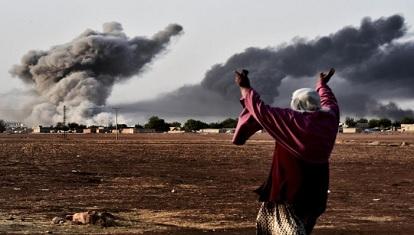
[52,216,65,224]
[96,212,116,227]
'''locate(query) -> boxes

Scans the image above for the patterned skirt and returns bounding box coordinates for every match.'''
[256,202,307,235]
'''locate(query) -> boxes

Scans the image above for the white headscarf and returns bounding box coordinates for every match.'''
[290,88,321,112]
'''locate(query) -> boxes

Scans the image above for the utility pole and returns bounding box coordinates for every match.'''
[63,105,67,139]
[63,105,66,125]
[112,108,120,141]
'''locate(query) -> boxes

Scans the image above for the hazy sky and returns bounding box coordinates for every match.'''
[1,0,414,124]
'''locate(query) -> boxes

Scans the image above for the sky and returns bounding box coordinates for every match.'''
[1,0,414,125]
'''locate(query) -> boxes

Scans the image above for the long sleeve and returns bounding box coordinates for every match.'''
[240,87,339,163]
[242,88,303,158]
[232,97,262,145]
[316,80,340,121]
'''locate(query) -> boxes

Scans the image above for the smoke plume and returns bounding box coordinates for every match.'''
[119,14,414,120]
[9,22,183,125]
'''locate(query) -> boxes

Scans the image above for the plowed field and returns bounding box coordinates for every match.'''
[0,133,413,234]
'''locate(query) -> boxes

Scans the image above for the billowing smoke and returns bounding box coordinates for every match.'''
[9,22,183,125]
[119,14,414,120]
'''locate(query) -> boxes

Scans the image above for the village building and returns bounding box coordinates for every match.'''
[121,128,137,134]
[4,121,28,134]
[198,128,226,133]
[96,127,110,133]
[168,127,185,133]
[342,127,362,134]
[83,127,97,134]
[32,126,51,133]
[400,124,414,132]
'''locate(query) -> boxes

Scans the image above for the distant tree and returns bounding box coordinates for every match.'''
[117,124,128,129]
[345,117,357,127]
[55,122,69,131]
[400,116,414,124]
[208,122,223,129]
[378,118,392,129]
[220,118,238,128]
[145,116,169,132]
[78,124,87,129]
[0,120,6,133]
[168,121,181,128]
[356,118,368,124]
[68,122,80,130]
[368,119,380,128]
[135,124,144,129]
[392,120,401,128]
[183,119,209,132]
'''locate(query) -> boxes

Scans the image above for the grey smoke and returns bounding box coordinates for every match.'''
[119,15,414,120]
[370,102,414,120]
[9,22,183,125]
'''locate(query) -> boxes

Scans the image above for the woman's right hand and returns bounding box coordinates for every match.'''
[319,68,335,85]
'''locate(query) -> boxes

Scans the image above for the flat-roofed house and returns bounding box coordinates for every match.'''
[83,127,97,134]
[401,124,414,132]
[199,128,225,133]
[32,126,51,133]
[342,127,362,133]
[121,128,137,134]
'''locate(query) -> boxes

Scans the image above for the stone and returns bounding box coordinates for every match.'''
[52,216,65,224]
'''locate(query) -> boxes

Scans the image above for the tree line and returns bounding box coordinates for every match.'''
[344,116,414,129]
[2,115,414,134]
[138,116,238,132]
[1,116,238,133]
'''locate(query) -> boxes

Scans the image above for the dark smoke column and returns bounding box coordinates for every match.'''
[10,22,183,125]
[123,14,414,120]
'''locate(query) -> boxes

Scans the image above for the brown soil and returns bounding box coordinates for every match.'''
[0,133,413,234]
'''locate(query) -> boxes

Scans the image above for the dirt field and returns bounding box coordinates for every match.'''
[0,132,413,234]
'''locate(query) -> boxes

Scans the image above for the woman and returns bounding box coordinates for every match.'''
[233,68,339,235]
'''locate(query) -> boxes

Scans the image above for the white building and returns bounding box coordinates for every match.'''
[342,127,362,133]
[83,128,97,134]
[121,128,137,134]
[400,124,414,132]
[199,128,225,133]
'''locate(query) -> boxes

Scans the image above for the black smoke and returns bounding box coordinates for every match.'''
[119,15,414,120]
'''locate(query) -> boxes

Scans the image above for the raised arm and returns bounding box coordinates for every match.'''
[234,70,298,152]
[234,70,282,129]
[316,68,339,120]
[234,69,339,162]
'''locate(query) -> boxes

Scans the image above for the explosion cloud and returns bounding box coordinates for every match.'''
[119,14,414,120]
[9,22,183,125]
